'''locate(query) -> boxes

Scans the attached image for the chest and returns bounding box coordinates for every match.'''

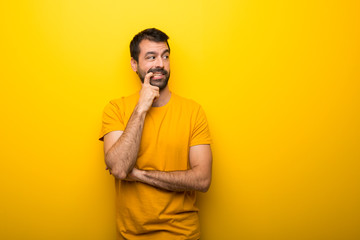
[137,107,193,170]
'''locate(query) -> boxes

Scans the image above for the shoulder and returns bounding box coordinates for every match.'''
[104,92,139,112]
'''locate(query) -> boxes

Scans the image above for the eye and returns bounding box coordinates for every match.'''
[146,56,155,60]
[163,55,169,59]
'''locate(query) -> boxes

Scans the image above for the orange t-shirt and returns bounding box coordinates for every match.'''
[99,92,211,240]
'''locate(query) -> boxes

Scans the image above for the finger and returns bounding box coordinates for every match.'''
[151,84,159,90]
[143,72,153,85]
[150,84,160,94]
[151,87,160,101]
[155,90,160,99]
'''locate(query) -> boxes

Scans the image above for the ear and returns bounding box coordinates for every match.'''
[130,58,138,72]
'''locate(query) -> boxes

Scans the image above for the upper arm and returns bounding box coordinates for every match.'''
[103,130,123,155]
[189,144,212,192]
[189,144,212,176]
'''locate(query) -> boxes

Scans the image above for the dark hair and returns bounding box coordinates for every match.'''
[130,28,170,62]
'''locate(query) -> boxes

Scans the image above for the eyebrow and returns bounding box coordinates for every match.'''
[145,51,157,56]
[145,49,170,57]
[161,49,170,55]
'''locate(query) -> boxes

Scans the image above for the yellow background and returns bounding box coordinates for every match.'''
[1,0,359,239]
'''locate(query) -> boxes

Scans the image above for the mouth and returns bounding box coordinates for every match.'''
[148,68,167,76]
[151,72,165,80]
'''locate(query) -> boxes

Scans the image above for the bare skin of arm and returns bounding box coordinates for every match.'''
[128,144,212,192]
[103,72,158,180]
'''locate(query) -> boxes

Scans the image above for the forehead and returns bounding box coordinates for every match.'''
[138,39,169,55]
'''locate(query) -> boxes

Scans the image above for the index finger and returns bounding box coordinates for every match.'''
[143,72,153,85]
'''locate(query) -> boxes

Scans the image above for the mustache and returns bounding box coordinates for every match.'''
[147,67,168,75]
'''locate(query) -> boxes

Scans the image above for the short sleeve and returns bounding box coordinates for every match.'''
[99,99,125,141]
[190,106,212,147]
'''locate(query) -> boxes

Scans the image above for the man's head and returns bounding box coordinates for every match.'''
[130,28,170,90]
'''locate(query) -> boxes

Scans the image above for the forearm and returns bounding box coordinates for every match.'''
[131,167,211,192]
[105,105,146,179]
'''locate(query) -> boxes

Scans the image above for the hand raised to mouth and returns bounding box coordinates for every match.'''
[137,72,160,113]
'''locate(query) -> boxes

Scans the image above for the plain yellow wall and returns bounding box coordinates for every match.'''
[1,0,360,239]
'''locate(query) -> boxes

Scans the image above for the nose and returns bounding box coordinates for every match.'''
[155,56,164,68]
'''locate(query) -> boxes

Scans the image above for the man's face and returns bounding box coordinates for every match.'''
[133,39,170,90]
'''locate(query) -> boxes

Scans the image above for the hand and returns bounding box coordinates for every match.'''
[137,72,160,113]
[125,168,142,182]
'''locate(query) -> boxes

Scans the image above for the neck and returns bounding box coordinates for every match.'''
[152,85,171,107]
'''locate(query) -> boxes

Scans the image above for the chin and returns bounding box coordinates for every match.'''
[152,83,167,90]
[150,79,169,90]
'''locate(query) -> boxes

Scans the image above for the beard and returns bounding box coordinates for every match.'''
[137,67,170,90]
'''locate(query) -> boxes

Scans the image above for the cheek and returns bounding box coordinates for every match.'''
[138,65,149,74]
[141,64,152,73]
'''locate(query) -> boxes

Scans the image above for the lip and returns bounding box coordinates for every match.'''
[151,72,165,80]
[151,75,164,80]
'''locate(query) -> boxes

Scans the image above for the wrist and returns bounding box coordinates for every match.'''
[134,104,148,116]
[130,168,144,181]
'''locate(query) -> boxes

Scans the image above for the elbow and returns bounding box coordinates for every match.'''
[198,178,211,193]
[111,168,127,180]
[105,156,127,180]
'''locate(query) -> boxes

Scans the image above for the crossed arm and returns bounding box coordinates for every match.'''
[128,144,211,192]
[103,106,146,180]
[104,129,212,193]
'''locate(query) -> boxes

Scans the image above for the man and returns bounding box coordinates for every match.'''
[99,28,212,240]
